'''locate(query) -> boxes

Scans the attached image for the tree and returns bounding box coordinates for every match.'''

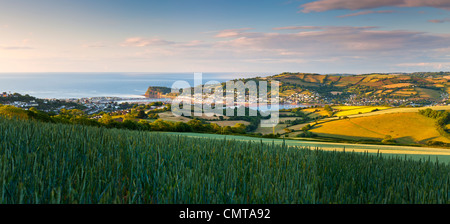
[147,113,160,119]
[301,124,312,132]
[222,126,233,134]
[99,114,115,126]
[232,123,246,134]
[136,110,148,119]
[187,119,204,132]
[382,135,396,144]
[296,131,317,138]
[174,122,192,132]
[151,119,173,131]
[121,118,140,130]
[210,123,221,133]
[138,120,151,130]
[324,105,333,117]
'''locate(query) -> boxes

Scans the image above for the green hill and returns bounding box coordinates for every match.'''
[256,72,450,105]
[145,86,173,98]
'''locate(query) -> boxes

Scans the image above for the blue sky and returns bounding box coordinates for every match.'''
[0,0,449,74]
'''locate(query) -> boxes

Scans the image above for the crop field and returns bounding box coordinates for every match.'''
[393,90,416,97]
[2,118,450,204]
[311,112,450,144]
[281,79,318,87]
[341,105,450,118]
[279,117,303,123]
[303,108,329,117]
[324,75,341,84]
[416,87,442,99]
[167,132,450,162]
[209,120,250,127]
[304,74,326,83]
[254,123,289,135]
[383,83,412,89]
[334,76,364,86]
[157,112,192,122]
[333,106,391,117]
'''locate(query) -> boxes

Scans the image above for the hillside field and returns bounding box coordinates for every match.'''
[311,112,449,144]
[333,106,391,117]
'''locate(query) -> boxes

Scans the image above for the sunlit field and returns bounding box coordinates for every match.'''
[311,113,450,144]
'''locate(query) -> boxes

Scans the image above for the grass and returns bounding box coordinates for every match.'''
[311,112,450,144]
[254,123,288,135]
[157,112,192,122]
[2,117,450,204]
[279,117,303,123]
[416,87,442,100]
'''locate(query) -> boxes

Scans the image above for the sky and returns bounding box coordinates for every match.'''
[0,0,449,74]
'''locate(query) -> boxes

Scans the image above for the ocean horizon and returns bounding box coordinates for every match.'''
[0,72,273,99]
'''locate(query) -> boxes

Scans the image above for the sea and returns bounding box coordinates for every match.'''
[0,72,270,99]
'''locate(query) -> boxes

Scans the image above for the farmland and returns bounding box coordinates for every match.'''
[165,132,450,162]
[311,112,450,144]
[333,106,391,117]
[209,120,250,127]
[267,72,450,106]
[1,117,450,204]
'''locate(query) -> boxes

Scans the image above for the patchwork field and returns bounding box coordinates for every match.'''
[311,112,450,144]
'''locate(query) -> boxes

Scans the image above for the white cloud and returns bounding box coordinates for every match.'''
[428,18,450,23]
[214,28,254,38]
[0,46,34,50]
[121,37,174,47]
[337,10,395,18]
[116,26,450,73]
[300,0,450,13]
[82,42,106,48]
[397,62,450,70]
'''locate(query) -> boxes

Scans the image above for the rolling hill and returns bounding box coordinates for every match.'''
[260,72,450,105]
[311,112,450,144]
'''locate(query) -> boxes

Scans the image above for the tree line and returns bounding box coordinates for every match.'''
[0,104,249,136]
